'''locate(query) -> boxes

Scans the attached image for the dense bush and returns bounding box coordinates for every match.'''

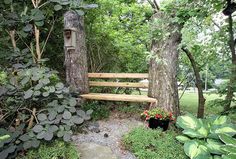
[122,127,187,159]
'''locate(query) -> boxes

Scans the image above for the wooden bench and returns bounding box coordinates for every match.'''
[80,73,157,103]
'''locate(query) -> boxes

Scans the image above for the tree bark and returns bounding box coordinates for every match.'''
[148,12,181,117]
[182,48,206,118]
[64,11,89,94]
[224,13,236,111]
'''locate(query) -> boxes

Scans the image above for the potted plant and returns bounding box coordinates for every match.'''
[141,108,174,131]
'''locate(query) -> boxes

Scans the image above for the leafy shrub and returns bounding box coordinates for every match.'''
[0,66,92,158]
[176,113,236,159]
[82,101,110,120]
[122,127,187,159]
[23,140,79,159]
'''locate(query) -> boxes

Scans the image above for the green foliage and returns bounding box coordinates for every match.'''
[176,114,236,159]
[23,140,79,159]
[0,135,10,141]
[85,0,152,73]
[122,127,187,159]
[0,124,40,159]
[0,65,92,157]
[82,102,110,120]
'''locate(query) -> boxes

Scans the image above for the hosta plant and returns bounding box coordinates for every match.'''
[176,113,236,159]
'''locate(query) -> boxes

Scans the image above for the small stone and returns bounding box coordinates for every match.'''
[95,129,100,133]
[104,133,109,138]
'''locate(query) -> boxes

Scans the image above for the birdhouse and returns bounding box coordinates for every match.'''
[64,27,77,50]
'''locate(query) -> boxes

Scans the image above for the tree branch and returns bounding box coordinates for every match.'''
[147,0,159,13]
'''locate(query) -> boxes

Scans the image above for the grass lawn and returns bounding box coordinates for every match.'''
[132,90,235,119]
[179,92,223,115]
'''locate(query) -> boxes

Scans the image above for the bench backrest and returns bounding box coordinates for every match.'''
[88,73,149,88]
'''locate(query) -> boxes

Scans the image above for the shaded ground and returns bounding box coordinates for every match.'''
[72,112,144,159]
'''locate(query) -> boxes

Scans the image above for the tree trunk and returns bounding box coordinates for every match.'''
[148,12,181,117]
[182,48,206,118]
[64,11,89,94]
[224,13,236,111]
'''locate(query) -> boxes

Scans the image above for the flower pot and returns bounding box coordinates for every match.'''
[148,118,169,131]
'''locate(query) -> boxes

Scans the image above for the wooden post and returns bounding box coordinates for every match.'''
[64,11,89,94]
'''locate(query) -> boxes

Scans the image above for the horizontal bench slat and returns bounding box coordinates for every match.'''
[88,73,148,79]
[80,93,157,103]
[89,81,148,88]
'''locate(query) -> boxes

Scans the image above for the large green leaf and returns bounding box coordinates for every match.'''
[176,113,200,130]
[222,153,236,159]
[184,140,199,159]
[206,139,224,155]
[219,134,236,145]
[212,116,228,126]
[183,129,204,138]
[213,125,236,136]
[222,145,236,154]
[197,126,209,138]
[176,135,191,143]
[184,140,210,159]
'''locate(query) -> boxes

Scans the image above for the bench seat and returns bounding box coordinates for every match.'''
[80,93,157,103]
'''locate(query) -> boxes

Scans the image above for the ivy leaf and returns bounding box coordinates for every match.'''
[63,132,71,142]
[75,10,84,16]
[56,82,64,90]
[37,114,47,121]
[31,8,45,21]
[44,132,53,141]
[54,4,62,11]
[36,131,46,139]
[48,125,58,133]
[19,134,30,142]
[24,89,33,99]
[58,105,65,113]
[33,90,40,96]
[63,111,72,120]
[48,111,57,121]
[33,125,44,133]
[35,21,44,27]
[21,76,30,85]
[69,98,77,107]
[86,109,93,115]
[71,116,84,124]
[42,92,50,97]
[57,131,65,138]
[31,139,40,148]
[23,24,33,32]
[23,141,32,150]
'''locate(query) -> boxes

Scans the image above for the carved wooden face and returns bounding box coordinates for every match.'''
[64,30,71,39]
